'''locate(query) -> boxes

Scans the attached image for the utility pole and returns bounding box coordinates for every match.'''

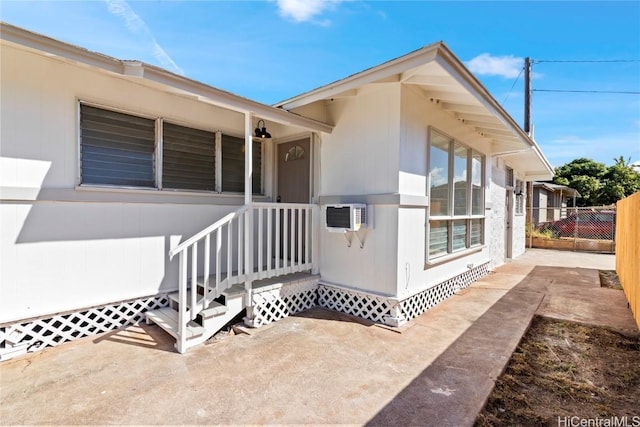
[524,57,532,135]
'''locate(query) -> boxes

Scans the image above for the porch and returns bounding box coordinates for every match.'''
[2,249,634,426]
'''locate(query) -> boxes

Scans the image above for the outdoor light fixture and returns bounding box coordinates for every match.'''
[254,119,272,139]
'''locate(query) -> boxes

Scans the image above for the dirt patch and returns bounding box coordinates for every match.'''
[475,316,640,426]
[599,270,623,290]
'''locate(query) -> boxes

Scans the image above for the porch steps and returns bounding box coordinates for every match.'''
[144,307,205,340]
[167,292,228,318]
[145,284,246,353]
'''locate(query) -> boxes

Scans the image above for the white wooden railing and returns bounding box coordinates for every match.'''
[169,202,318,345]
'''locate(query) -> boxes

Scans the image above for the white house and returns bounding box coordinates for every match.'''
[0,23,553,359]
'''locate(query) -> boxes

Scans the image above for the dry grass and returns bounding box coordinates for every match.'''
[475,316,640,426]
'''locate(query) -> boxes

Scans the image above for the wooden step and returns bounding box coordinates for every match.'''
[222,283,246,298]
[145,307,204,339]
[167,291,228,317]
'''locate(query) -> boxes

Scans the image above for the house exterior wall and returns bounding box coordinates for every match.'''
[512,175,527,259]
[0,44,250,323]
[486,157,506,269]
[316,84,401,296]
[309,83,523,298]
[396,86,494,297]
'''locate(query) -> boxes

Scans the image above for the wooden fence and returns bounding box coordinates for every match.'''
[616,192,640,330]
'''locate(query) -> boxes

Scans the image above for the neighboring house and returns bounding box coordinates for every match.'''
[531,182,580,224]
[0,23,553,359]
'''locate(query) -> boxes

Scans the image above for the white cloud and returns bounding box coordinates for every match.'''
[430,167,447,187]
[465,53,523,79]
[104,0,184,75]
[276,0,343,23]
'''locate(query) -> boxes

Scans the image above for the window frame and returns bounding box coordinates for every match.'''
[515,179,525,216]
[426,127,486,265]
[77,101,264,196]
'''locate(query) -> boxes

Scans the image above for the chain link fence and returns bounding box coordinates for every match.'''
[527,206,616,253]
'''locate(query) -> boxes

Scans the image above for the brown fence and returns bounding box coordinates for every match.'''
[616,192,640,330]
[526,206,616,253]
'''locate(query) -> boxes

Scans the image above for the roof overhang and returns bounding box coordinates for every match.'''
[277,42,553,180]
[0,22,333,134]
[533,182,580,197]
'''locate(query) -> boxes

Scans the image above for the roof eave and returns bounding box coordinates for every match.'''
[0,22,333,134]
[275,41,444,110]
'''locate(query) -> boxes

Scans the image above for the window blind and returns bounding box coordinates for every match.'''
[80,104,155,187]
[163,122,215,191]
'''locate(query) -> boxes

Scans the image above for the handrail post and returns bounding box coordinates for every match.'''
[312,205,320,274]
[244,208,254,308]
[244,112,254,309]
[177,251,187,353]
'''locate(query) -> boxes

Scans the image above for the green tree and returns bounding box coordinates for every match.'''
[553,158,607,206]
[600,156,640,205]
[552,157,640,206]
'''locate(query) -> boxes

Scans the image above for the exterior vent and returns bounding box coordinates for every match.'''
[326,204,367,232]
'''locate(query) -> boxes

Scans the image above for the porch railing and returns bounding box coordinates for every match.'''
[169,202,318,346]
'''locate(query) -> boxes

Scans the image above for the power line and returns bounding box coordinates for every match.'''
[501,66,524,106]
[532,89,640,95]
[534,59,640,63]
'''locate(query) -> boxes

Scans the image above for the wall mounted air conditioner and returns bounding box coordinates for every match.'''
[325,204,367,232]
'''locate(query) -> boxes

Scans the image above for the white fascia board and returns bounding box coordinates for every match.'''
[277,43,442,110]
[434,49,554,177]
[1,22,123,74]
[139,65,333,133]
[1,22,333,134]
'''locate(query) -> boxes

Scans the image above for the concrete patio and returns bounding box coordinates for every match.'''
[1,249,636,426]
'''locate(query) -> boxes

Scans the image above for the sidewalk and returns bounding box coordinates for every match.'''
[0,249,636,426]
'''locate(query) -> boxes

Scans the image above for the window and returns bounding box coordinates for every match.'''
[80,104,155,187]
[163,122,215,191]
[79,104,262,194]
[285,145,306,162]
[427,129,485,261]
[515,179,524,215]
[221,134,262,194]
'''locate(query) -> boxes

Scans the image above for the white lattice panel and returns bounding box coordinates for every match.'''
[400,262,489,321]
[0,295,169,358]
[252,279,319,327]
[317,286,391,323]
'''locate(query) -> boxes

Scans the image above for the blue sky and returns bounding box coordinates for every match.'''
[2,0,639,168]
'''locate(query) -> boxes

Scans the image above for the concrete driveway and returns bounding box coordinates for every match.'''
[1,249,635,426]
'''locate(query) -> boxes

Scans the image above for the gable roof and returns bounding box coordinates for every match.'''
[276,42,554,181]
[0,22,333,134]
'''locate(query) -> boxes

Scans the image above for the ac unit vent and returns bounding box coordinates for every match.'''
[326,204,367,232]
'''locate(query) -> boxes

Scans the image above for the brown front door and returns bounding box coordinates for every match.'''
[277,138,310,203]
[277,138,311,261]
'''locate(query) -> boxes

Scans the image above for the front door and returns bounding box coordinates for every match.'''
[276,138,311,261]
[277,138,311,203]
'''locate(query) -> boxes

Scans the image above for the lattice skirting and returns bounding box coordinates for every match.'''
[317,286,392,323]
[251,277,319,327]
[0,294,170,361]
[317,262,490,326]
[399,262,490,322]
